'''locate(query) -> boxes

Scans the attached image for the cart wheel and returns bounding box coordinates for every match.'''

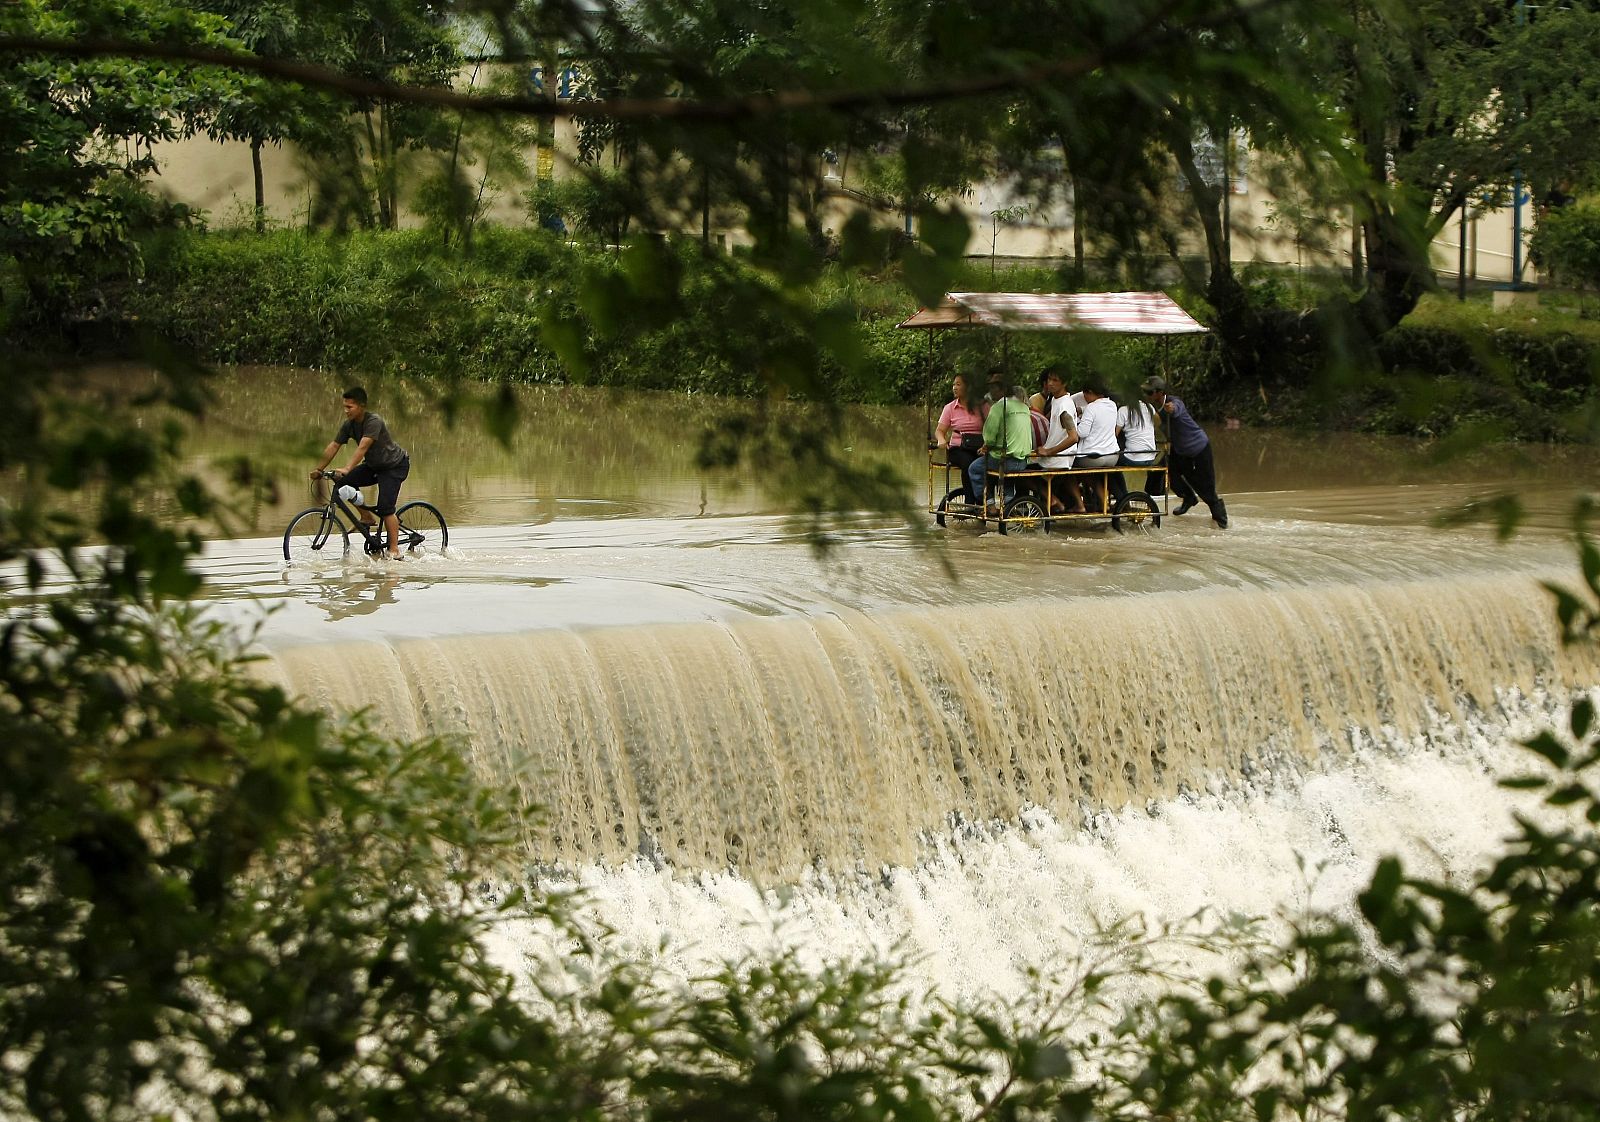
[935,487,974,527]
[1001,494,1048,535]
[1111,491,1162,533]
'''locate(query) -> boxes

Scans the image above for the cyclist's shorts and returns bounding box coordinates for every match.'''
[341,456,410,516]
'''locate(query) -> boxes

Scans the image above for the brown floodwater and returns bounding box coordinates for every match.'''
[9,364,1600,883]
[8,363,1600,649]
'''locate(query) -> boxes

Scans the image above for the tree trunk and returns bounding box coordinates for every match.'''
[379,102,395,229]
[1359,199,1459,331]
[250,138,265,233]
[701,169,710,247]
[362,108,387,229]
[1071,170,1085,285]
[1170,122,1259,381]
[1220,128,1232,265]
[1350,210,1364,286]
[1348,113,1430,329]
[444,51,487,248]
[1171,138,1228,286]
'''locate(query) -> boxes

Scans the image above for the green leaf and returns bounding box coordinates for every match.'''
[901,248,954,309]
[1524,730,1571,768]
[540,305,589,379]
[918,205,971,262]
[1547,782,1591,807]
[1573,696,1596,742]
[839,210,889,268]
[1020,1040,1071,1081]
[1582,535,1600,596]
[481,384,519,448]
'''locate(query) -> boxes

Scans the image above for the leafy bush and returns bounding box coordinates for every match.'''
[1531,204,1600,294]
[34,227,1600,442]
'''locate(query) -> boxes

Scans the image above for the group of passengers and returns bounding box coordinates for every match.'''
[934,364,1225,527]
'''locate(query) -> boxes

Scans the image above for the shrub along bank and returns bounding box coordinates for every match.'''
[1203,308,1600,443]
[98,228,1600,441]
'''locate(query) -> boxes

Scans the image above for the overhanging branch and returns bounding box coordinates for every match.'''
[0,1,1297,124]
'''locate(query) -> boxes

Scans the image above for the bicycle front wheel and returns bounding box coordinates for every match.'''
[395,501,449,556]
[283,507,349,563]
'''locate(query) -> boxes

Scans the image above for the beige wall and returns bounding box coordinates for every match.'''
[153,135,308,225]
[149,129,1534,285]
[940,166,1533,285]
[150,125,582,231]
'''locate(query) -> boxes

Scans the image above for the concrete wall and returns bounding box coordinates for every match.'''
[148,128,1535,285]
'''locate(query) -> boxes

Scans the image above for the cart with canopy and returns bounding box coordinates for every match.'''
[897,291,1209,533]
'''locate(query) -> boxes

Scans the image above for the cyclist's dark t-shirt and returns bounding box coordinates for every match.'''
[334,412,407,469]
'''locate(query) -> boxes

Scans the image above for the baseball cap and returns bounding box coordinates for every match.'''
[1140,375,1169,394]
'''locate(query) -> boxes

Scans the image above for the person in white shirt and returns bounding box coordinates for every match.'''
[1116,390,1164,501]
[1072,382,1120,509]
[1033,367,1083,513]
[1073,385,1118,460]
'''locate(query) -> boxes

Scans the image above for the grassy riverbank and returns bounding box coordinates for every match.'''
[28,226,1600,441]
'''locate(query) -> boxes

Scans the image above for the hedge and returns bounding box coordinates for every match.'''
[69,228,1600,441]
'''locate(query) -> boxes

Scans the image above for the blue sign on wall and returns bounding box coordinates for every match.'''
[529,66,582,98]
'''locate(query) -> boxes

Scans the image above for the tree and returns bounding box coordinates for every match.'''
[337,0,460,227]
[0,0,237,316]
[1327,0,1600,328]
[193,0,347,231]
[892,0,1351,379]
[1530,203,1600,309]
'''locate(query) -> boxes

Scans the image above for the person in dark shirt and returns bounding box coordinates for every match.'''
[1141,375,1228,529]
[311,384,412,558]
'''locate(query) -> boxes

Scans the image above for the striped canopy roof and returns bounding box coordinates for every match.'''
[896,291,1208,335]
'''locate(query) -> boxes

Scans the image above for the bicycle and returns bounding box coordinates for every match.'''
[283,471,449,562]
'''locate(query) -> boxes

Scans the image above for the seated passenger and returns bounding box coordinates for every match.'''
[968,371,1033,513]
[1027,371,1050,417]
[1034,367,1083,514]
[1116,385,1161,494]
[934,372,989,502]
[1072,381,1121,508]
[1029,400,1050,453]
[1026,371,1053,451]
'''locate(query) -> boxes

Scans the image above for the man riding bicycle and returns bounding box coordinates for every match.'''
[311,385,411,560]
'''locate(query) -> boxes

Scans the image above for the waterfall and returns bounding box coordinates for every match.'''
[258,569,1593,878]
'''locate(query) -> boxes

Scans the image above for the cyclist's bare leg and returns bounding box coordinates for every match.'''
[382,511,402,558]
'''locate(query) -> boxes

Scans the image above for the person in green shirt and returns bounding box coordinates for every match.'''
[967,369,1033,512]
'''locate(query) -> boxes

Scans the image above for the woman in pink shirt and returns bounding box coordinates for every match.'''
[934,373,989,502]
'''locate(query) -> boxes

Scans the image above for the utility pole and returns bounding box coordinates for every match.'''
[1511,0,1528,288]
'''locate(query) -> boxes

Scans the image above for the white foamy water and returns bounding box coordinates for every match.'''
[490,687,1584,1009]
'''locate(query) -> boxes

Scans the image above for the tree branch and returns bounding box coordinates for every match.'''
[0,1,1298,124]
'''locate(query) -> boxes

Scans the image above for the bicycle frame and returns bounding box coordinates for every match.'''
[317,475,392,554]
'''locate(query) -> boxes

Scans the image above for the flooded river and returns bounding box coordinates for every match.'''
[12,364,1600,1000]
[40,363,1595,644]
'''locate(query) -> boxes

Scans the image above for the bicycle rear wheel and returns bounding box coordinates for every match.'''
[283,507,349,562]
[395,501,449,556]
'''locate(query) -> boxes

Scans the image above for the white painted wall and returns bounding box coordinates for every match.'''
[148,128,1535,285]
